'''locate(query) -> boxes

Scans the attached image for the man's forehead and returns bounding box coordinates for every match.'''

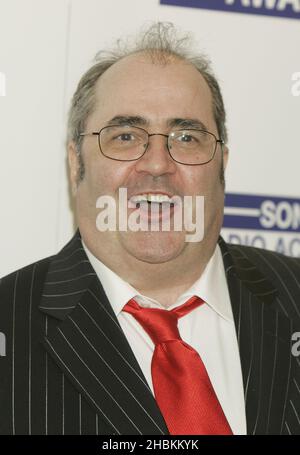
[90,52,215,130]
[98,50,183,76]
[94,51,210,94]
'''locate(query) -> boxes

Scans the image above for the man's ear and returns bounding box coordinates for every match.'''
[68,141,80,196]
[222,144,229,171]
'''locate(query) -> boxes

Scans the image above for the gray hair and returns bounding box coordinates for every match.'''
[67,22,228,180]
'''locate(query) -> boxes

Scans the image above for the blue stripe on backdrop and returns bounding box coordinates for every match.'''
[223,193,300,232]
[160,0,300,20]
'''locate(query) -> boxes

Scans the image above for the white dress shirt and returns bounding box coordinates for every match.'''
[82,241,247,435]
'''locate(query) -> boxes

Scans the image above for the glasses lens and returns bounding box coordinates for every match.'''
[99,126,147,160]
[169,130,216,164]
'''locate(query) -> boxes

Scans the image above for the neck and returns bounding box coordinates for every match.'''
[126,247,212,301]
[81,228,218,308]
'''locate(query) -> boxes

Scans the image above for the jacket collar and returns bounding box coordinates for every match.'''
[40,232,278,319]
[217,235,278,306]
[39,230,97,319]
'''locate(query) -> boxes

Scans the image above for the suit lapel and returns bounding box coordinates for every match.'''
[39,230,168,435]
[219,237,295,434]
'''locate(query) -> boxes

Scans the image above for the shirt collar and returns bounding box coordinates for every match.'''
[181,245,233,322]
[82,240,233,323]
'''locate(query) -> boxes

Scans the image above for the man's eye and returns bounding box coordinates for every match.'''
[178,134,195,142]
[118,133,134,141]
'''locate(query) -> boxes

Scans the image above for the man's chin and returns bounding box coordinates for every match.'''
[119,230,186,264]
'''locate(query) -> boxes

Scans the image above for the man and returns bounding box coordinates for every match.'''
[0,22,299,435]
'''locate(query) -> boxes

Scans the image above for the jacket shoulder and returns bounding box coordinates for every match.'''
[0,256,54,311]
[226,243,300,321]
[227,242,300,272]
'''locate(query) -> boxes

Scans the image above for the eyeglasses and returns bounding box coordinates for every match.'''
[79,124,224,165]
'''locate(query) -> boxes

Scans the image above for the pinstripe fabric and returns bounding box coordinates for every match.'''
[0,230,299,434]
[219,238,300,434]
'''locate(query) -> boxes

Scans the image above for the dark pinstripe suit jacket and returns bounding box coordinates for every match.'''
[0,230,300,435]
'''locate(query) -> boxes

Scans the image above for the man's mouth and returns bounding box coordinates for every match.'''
[127,192,181,225]
[129,193,176,207]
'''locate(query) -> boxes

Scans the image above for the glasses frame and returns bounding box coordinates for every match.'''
[79,124,224,166]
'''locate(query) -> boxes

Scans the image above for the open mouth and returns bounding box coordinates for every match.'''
[128,194,180,224]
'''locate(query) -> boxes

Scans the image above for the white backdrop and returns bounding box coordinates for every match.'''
[0,0,299,277]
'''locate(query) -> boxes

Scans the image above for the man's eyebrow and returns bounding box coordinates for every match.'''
[106,116,148,127]
[105,115,208,131]
[168,118,208,131]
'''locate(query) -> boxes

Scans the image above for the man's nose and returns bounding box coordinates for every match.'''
[134,134,177,176]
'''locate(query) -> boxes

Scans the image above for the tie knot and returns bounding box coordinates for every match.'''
[123,295,204,345]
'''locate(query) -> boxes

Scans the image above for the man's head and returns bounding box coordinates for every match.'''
[67,22,228,182]
[67,22,229,270]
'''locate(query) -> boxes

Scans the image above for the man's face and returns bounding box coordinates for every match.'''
[68,53,228,265]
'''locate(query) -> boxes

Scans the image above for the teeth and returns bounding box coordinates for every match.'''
[130,194,148,203]
[130,194,173,204]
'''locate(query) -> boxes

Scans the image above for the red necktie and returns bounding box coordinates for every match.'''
[123,295,233,435]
